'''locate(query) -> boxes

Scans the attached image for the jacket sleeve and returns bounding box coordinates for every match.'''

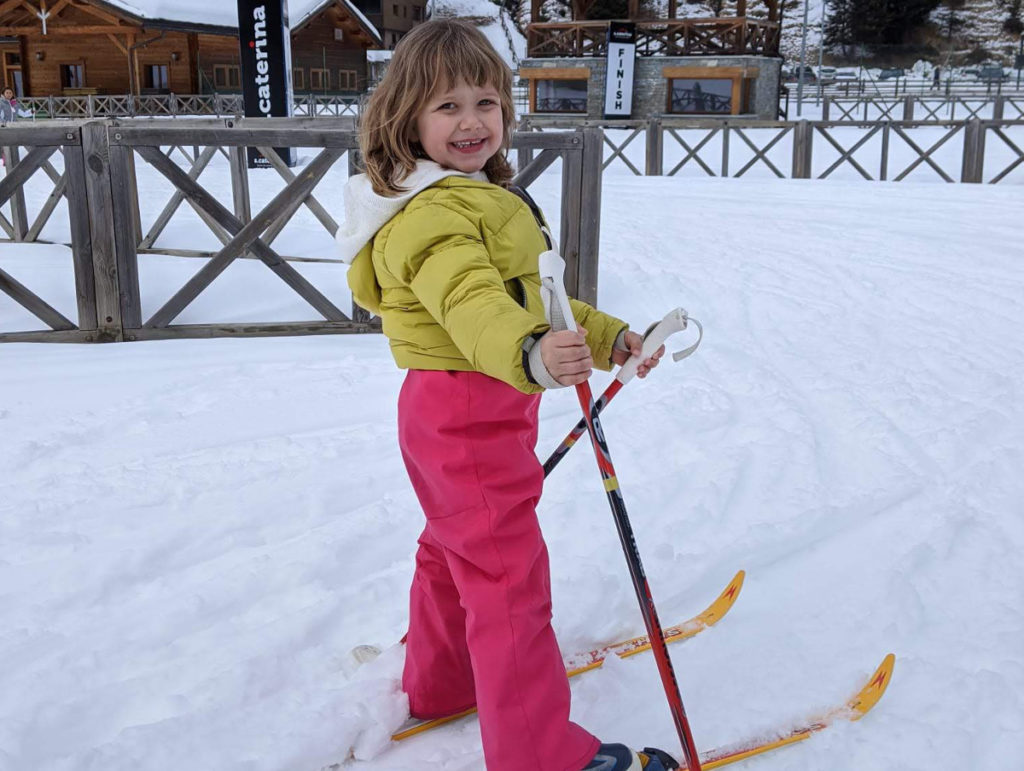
[383,202,549,393]
[569,299,628,371]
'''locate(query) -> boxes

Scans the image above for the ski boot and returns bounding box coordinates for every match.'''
[583,743,680,771]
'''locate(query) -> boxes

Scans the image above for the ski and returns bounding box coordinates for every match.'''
[698,653,895,769]
[391,570,745,742]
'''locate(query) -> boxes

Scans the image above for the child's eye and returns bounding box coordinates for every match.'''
[479,99,496,106]
[438,102,457,111]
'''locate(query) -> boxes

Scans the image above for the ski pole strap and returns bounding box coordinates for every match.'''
[616,308,704,385]
[538,250,577,334]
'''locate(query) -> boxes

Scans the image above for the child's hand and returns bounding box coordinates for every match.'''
[540,327,592,386]
[612,330,665,378]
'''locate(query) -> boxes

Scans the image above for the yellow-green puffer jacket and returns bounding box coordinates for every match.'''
[346,177,626,394]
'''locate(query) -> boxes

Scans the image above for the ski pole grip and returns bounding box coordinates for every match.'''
[538,249,578,334]
[616,307,691,384]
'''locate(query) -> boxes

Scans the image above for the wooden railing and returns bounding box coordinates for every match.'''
[5,94,361,121]
[527,18,781,58]
[0,120,603,343]
[520,116,1024,184]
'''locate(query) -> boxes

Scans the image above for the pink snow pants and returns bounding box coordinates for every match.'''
[398,370,599,771]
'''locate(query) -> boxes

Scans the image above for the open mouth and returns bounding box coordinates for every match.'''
[450,138,487,153]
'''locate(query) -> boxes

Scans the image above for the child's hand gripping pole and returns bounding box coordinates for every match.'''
[542,307,703,478]
[538,251,702,771]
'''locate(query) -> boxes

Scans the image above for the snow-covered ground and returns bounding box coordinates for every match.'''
[2,148,1024,771]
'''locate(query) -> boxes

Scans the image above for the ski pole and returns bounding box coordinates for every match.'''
[539,252,702,771]
[542,308,702,478]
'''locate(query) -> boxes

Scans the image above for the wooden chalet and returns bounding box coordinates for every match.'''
[0,0,383,99]
[526,0,781,59]
[521,1,784,119]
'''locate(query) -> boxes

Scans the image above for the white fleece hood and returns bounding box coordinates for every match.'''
[334,161,488,265]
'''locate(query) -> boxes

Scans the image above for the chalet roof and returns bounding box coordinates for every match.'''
[99,1,381,45]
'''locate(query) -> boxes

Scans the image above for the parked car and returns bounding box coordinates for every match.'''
[975,66,1009,83]
[878,68,905,80]
[787,65,817,83]
[817,66,837,84]
[835,69,858,83]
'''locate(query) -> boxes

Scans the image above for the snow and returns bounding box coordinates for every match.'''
[3,145,1024,771]
[106,0,378,36]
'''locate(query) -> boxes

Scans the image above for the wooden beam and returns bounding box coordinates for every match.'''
[519,67,591,80]
[75,0,133,26]
[0,24,130,33]
[0,0,26,18]
[106,33,128,56]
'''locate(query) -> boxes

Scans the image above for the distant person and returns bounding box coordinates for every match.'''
[335,18,672,771]
[0,86,16,123]
[932,67,941,90]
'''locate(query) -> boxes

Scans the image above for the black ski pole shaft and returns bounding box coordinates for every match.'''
[539,258,702,771]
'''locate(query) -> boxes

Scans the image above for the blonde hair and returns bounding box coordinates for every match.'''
[359,19,516,196]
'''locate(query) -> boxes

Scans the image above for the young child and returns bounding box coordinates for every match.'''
[0,86,16,124]
[336,19,673,771]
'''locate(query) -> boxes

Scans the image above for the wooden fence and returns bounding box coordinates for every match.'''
[821,94,1024,122]
[521,117,1024,184]
[6,94,361,121]
[0,120,603,344]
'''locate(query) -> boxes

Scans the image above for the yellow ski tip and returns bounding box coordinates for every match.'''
[694,570,745,628]
[849,653,895,719]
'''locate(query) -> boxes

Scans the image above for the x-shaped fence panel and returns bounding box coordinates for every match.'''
[660,123,794,179]
[0,126,99,342]
[813,124,885,180]
[3,120,600,343]
[888,123,966,183]
[985,124,1024,184]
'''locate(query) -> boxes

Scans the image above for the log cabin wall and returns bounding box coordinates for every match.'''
[196,33,243,94]
[21,29,198,96]
[292,13,368,93]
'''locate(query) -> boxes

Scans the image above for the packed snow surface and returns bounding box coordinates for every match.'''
[2,161,1023,771]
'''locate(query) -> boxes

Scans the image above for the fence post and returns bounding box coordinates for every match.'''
[559,130,585,301]
[87,94,95,118]
[517,118,535,174]
[903,95,915,122]
[228,144,252,225]
[107,132,143,331]
[791,120,813,179]
[993,96,1004,121]
[577,127,604,305]
[960,119,985,184]
[645,117,663,176]
[822,96,830,121]
[1,145,30,241]
[79,121,124,341]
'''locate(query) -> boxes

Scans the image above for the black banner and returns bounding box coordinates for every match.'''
[237,0,295,167]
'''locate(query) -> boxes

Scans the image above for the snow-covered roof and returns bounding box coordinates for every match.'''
[101,1,380,45]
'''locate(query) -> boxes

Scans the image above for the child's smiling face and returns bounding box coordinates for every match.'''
[413,79,504,174]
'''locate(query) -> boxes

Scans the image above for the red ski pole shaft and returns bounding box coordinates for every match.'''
[538,254,702,770]
[571,379,703,771]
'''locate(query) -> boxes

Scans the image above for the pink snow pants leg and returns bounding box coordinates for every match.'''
[398,370,599,771]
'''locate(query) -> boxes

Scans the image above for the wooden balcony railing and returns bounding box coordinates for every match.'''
[527,18,781,59]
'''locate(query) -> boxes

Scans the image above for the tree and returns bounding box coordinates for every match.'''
[934,0,967,44]
[825,0,941,51]
[1001,0,1024,35]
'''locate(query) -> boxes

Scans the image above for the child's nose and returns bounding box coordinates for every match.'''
[459,111,483,130]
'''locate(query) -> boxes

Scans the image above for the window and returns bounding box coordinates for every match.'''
[403,5,407,16]
[143,64,170,91]
[535,79,587,113]
[213,64,240,89]
[668,78,733,114]
[60,63,85,89]
[310,68,330,90]
[412,5,422,20]
[4,52,21,66]
[338,69,358,90]
[293,68,305,90]
[393,4,399,14]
